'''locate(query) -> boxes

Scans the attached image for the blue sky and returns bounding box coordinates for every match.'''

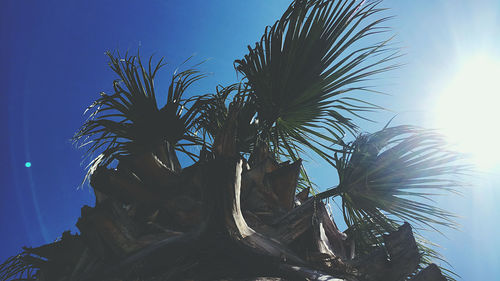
[1,0,499,280]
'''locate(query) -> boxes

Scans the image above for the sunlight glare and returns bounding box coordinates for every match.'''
[435,54,500,170]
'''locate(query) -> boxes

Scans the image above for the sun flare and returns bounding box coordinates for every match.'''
[435,54,500,170]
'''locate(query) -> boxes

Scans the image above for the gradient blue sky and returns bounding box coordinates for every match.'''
[1,1,499,280]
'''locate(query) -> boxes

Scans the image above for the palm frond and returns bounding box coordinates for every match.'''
[193,83,262,155]
[73,52,207,182]
[343,210,396,254]
[235,0,399,164]
[0,251,41,281]
[315,125,468,278]
[319,125,468,231]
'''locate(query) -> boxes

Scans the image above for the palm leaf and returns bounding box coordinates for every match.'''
[315,125,468,278]
[235,0,398,164]
[73,52,207,183]
[319,125,468,230]
[0,251,41,281]
[193,83,260,155]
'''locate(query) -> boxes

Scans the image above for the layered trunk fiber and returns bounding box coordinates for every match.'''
[13,154,448,281]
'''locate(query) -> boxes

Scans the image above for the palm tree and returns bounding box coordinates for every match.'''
[1,1,467,280]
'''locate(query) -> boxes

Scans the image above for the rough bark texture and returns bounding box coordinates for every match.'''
[3,153,448,281]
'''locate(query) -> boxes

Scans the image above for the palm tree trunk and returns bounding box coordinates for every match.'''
[2,155,449,281]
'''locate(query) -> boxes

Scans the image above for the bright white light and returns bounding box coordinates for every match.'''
[434,54,500,170]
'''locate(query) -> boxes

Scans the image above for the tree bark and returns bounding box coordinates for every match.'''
[6,156,450,281]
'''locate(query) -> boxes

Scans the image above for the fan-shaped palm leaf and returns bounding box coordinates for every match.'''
[235,0,398,164]
[314,126,467,279]
[318,125,468,230]
[73,52,207,182]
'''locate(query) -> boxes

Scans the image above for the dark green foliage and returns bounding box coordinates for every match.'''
[235,0,398,164]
